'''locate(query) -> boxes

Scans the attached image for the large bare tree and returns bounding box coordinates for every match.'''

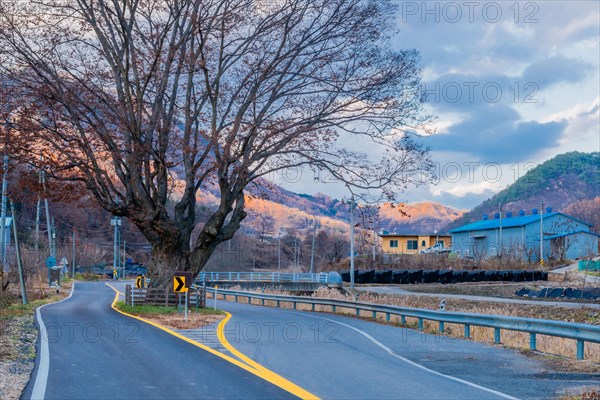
[0,0,433,286]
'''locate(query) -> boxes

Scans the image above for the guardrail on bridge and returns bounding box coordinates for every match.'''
[196,271,342,285]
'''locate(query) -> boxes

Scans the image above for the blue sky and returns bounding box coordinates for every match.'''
[276,1,600,210]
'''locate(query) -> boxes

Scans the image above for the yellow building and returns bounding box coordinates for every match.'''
[380,233,452,254]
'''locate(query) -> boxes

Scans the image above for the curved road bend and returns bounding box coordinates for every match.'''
[217,300,599,400]
[22,282,295,400]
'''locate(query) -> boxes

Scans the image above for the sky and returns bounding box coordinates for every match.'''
[274,0,600,210]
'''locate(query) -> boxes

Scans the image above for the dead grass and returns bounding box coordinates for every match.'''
[559,387,600,400]
[210,287,600,369]
[141,313,225,330]
[0,272,73,400]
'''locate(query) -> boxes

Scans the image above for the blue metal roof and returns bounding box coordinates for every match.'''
[544,230,600,240]
[449,212,592,234]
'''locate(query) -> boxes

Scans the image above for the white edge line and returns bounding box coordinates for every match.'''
[30,282,76,400]
[292,311,519,400]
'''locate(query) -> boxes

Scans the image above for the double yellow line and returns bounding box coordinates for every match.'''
[106,283,318,400]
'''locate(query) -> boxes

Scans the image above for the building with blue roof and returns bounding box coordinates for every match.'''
[449,208,599,262]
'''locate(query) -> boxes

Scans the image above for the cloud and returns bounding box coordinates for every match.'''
[522,56,593,89]
[425,104,567,163]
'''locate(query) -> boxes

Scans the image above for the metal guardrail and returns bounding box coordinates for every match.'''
[207,288,600,360]
[196,271,342,284]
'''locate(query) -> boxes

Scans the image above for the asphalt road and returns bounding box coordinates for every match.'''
[22,282,294,400]
[217,299,599,400]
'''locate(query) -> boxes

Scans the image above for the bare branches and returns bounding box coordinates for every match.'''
[0,0,434,280]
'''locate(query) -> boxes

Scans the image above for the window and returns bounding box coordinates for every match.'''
[407,240,418,250]
[489,247,497,256]
[389,240,399,248]
[421,240,426,247]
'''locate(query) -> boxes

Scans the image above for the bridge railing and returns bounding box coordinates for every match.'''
[206,288,600,361]
[196,271,341,284]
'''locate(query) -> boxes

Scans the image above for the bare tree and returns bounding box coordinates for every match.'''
[564,197,600,234]
[254,215,275,241]
[0,0,433,286]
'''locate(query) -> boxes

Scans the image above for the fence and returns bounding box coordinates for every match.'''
[578,260,600,271]
[207,288,600,360]
[125,285,206,308]
[196,271,342,284]
[342,269,548,284]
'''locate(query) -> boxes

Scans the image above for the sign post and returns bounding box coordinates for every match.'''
[214,285,218,310]
[184,291,188,322]
[173,271,192,319]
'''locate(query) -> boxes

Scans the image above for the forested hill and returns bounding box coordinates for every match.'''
[445,152,600,230]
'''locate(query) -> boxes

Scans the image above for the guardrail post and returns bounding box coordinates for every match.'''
[332,305,336,312]
[356,308,360,317]
[234,295,238,303]
[418,318,423,331]
[293,302,297,310]
[248,296,251,304]
[529,333,536,351]
[261,298,265,306]
[312,303,315,311]
[401,315,406,325]
[250,272,253,281]
[228,272,232,281]
[276,300,280,308]
[494,328,501,344]
[577,340,585,360]
[439,321,444,333]
[464,324,470,339]
[386,313,390,322]
[372,311,377,319]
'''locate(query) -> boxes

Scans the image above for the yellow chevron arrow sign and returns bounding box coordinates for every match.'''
[174,276,188,292]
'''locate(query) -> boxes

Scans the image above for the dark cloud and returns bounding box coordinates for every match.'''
[522,56,593,89]
[425,104,567,163]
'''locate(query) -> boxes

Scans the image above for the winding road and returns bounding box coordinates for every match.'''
[22,281,599,399]
[22,282,293,400]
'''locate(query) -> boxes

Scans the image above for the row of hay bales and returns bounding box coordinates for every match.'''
[340,269,548,285]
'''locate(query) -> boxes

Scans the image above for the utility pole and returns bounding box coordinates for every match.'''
[498,202,502,258]
[277,230,281,271]
[42,169,53,258]
[310,218,318,273]
[35,195,41,262]
[293,237,297,269]
[371,212,377,263]
[10,200,27,304]
[71,228,76,278]
[122,240,126,279]
[350,196,355,289]
[540,201,544,266]
[0,154,8,271]
[51,218,56,258]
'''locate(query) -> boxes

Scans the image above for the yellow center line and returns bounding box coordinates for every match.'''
[105,283,318,400]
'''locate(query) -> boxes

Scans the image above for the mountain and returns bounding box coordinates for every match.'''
[445,152,600,230]
[189,178,465,235]
[378,201,465,233]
